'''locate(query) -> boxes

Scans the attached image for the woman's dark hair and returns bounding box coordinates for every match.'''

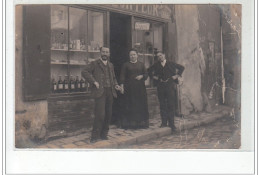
[129,48,138,54]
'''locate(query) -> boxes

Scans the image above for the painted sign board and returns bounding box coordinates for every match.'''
[104,4,174,21]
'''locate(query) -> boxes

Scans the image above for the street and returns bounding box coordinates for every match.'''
[126,116,240,149]
[35,106,236,149]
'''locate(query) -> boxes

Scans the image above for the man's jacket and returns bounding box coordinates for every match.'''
[82,59,118,98]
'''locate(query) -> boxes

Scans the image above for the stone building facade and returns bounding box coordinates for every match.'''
[15,4,241,147]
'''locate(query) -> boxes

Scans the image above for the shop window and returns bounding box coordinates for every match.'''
[50,5,105,94]
[133,19,163,87]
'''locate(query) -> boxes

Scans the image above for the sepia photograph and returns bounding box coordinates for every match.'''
[6,0,255,174]
[15,3,242,149]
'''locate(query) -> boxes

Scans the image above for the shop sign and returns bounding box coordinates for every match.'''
[135,22,150,30]
[106,4,174,21]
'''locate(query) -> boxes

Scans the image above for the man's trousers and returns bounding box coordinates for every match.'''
[157,82,176,129]
[91,87,113,139]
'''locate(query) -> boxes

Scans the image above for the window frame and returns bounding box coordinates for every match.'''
[50,5,107,95]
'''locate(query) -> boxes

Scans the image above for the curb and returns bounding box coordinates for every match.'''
[89,108,231,148]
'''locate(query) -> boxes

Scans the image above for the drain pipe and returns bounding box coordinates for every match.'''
[220,20,226,104]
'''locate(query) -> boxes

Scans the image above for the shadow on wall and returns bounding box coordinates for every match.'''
[179,45,212,115]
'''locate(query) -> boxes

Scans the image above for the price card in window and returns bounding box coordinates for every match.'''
[135,22,150,31]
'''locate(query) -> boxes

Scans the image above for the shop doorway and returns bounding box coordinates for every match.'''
[110,12,132,80]
[110,12,132,126]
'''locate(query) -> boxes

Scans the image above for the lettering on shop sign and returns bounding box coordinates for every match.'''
[107,4,173,20]
[135,22,150,30]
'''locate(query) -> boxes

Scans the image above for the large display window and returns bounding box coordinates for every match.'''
[50,5,105,94]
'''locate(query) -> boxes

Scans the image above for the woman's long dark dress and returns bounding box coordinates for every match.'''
[120,61,149,129]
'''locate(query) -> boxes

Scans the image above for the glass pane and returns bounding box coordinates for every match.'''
[133,21,153,87]
[143,30,153,86]
[50,5,69,93]
[153,23,163,53]
[69,7,88,93]
[133,30,145,53]
[87,11,104,63]
[144,30,153,54]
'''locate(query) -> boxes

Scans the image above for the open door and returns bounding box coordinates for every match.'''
[110,12,132,80]
[110,12,132,126]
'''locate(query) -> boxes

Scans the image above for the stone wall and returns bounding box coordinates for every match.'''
[197,5,222,110]
[175,5,222,115]
[221,4,241,112]
[15,6,48,148]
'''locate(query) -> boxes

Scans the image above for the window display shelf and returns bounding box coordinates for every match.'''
[51,61,68,65]
[88,58,97,62]
[88,50,100,53]
[69,49,87,52]
[51,61,87,65]
[51,49,88,52]
[51,48,100,53]
[51,48,68,51]
[70,62,87,66]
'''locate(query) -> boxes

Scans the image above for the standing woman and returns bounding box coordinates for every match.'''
[120,49,149,129]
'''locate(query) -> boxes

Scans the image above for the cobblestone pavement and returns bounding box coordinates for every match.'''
[36,105,233,149]
[126,117,240,149]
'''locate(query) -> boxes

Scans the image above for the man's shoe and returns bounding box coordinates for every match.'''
[90,138,100,143]
[171,127,177,134]
[175,114,184,118]
[101,136,108,140]
[160,124,167,128]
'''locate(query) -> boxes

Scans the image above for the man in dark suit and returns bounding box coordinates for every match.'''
[82,47,121,143]
[148,51,184,133]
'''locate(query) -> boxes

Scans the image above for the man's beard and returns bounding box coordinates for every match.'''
[101,55,108,61]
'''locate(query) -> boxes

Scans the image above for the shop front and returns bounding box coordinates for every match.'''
[18,4,176,138]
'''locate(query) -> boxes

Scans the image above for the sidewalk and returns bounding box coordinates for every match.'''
[36,105,232,149]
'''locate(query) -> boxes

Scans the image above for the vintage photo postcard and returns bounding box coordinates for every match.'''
[5,0,255,174]
[15,3,242,149]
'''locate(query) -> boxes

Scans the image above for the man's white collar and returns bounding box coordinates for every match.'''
[161,59,166,67]
[100,58,108,65]
[130,60,137,63]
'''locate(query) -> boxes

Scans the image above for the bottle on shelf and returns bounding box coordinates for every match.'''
[75,76,80,92]
[51,77,57,93]
[63,75,69,93]
[69,75,75,92]
[57,75,63,93]
[69,41,73,50]
[72,40,76,50]
[80,39,84,50]
[80,77,86,92]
